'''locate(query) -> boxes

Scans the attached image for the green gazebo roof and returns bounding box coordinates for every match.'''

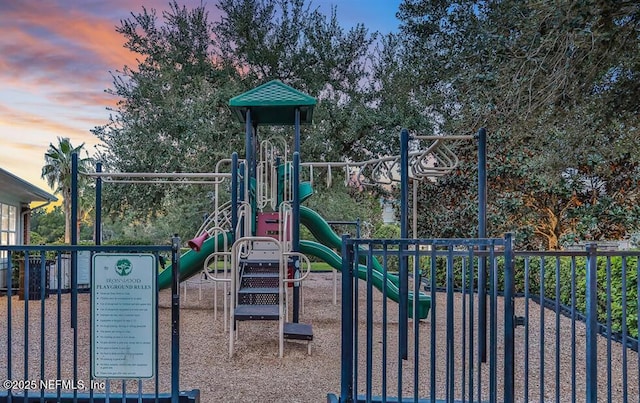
[229,80,316,125]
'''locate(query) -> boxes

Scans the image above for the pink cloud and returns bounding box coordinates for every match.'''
[0,4,135,88]
[0,0,222,185]
[49,90,119,109]
[0,1,223,104]
[0,103,101,140]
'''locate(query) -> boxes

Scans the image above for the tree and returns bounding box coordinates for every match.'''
[213,0,438,226]
[212,0,435,163]
[92,1,242,231]
[30,206,65,244]
[213,0,383,163]
[94,0,409,239]
[41,137,93,244]
[395,0,640,248]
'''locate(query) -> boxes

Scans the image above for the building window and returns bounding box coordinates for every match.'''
[0,203,17,245]
[0,202,17,288]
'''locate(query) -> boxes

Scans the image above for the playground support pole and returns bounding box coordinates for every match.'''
[94,162,102,245]
[477,127,488,363]
[399,128,409,360]
[292,108,301,323]
[294,108,301,153]
[292,151,301,323]
[239,161,246,237]
[245,109,252,182]
[253,124,259,191]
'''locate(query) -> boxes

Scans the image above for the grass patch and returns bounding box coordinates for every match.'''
[311,261,334,272]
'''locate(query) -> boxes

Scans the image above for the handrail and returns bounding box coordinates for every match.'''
[258,139,288,210]
[282,251,312,284]
[234,201,252,241]
[257,142,271,209]
[279,202,292,253]
[202,252,232,282]
[203,250,232,330]
[282,251,312,321]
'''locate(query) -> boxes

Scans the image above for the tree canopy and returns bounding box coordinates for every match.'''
[91,0,639,249]
[396,0,640,248]
[92,0,397,240]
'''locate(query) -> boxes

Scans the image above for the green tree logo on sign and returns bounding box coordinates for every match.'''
[115,259,132,276]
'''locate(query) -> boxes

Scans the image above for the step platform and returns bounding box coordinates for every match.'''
[234,304,279,320]
[283,322,314,355]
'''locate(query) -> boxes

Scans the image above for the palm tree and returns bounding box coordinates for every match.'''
[41,137,93,243]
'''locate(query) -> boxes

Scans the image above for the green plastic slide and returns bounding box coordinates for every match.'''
[157,203,430,319]
[301,206,399,285]
[299,206,431,319]
[158,231,232,290]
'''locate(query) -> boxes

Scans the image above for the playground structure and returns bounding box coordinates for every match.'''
[92,80,472,359]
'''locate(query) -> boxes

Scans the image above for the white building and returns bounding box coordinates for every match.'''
[0,167,57,288]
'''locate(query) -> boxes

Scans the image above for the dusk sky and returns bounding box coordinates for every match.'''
[0,0,401,198]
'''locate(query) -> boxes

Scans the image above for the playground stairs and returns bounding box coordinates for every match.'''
[232,213,314,355]
[235,260,280,320]
[234,241,280,321]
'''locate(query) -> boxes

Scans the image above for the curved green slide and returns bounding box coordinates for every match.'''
[157,182,310,290]
[299,206,430,319]
[158,231,232,290]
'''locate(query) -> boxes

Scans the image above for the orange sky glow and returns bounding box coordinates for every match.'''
[0,0,400,199]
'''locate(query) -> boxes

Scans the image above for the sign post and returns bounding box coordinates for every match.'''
[91,253,156,379]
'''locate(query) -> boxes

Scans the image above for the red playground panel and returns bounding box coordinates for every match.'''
[256,212,291,240]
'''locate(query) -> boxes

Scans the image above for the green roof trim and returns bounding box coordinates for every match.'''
[229,80,316,125]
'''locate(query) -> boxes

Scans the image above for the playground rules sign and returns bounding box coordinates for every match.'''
[91,254,156,379]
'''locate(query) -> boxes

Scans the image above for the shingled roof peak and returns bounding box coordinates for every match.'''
[228,80,316,125]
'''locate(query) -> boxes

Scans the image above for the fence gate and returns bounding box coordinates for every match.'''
[329,235,515,403]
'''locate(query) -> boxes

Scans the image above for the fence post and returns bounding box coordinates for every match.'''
[503,233,515,402]
[95,162,102,245]
[477,128,488,362]
[585,243,598,403]
[399,128,409,360]
[71,153,78,330]
[340,235,354,402]
[171,235,181,403]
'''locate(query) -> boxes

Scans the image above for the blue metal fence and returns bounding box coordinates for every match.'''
[0,241,198,403]
[331,235,514,403]
[329,237,639,403]
[513,247,639,403]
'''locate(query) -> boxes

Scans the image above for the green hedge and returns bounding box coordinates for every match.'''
[419,254,639,338]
